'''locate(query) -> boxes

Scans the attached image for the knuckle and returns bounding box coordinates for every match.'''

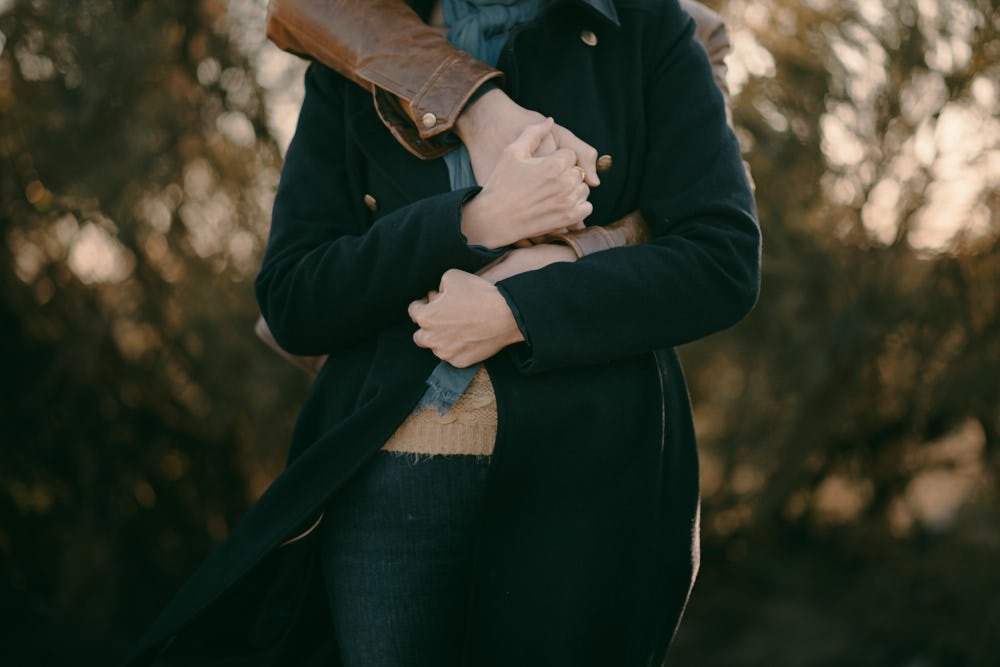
[556,125,577,141]
[407,302,421,321]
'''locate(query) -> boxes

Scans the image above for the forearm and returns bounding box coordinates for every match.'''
[257,187,511,356]
[259,210,649,371]
[495,208,759,374]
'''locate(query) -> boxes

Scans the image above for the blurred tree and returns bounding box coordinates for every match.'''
[686,0,999,539]
[0,0,309,663]
[672,0,1000,663]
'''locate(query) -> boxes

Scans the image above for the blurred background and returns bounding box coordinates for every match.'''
[1,0,997,664]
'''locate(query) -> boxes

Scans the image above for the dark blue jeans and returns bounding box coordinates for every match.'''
[318,450,494,667]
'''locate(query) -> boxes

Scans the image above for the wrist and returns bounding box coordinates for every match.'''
[461,191,506,249]
[454,85,508,143]
[493,283,528,346]
[506,317,526,345]
[454,81,501,141]
[495,288,526,345]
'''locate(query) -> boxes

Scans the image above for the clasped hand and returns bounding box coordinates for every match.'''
[407,268,522,368]
[409,115,591,366]
[459,117,594,249]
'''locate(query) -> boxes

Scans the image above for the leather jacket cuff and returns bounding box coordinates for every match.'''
[409,56,506,139]
[373,69,505,160]
[542,210,652,258]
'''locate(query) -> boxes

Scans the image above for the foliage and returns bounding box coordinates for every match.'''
[684,0,999,549]
[0,1,306,661]
[0,0,997,664]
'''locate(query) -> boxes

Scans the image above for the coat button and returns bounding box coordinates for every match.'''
[596,154,613,173]
[364,194,378,212]
[580,29,598,47]
[421,112,437,128]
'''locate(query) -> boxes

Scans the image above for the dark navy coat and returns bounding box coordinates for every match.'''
[123,0,760,664]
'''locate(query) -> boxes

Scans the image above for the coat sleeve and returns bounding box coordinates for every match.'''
[493,2,762,376]
[254,62,508,357]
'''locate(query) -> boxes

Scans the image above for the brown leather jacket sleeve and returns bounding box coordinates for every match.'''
[266,0,732,159]
[267,0,504,159]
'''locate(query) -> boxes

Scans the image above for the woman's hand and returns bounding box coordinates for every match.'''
[455,87,601,188]
[460,118,594,249]
[475,242,577,284]
[407,269,525,368]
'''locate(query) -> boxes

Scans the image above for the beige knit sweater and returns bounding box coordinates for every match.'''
[380,364,497,456]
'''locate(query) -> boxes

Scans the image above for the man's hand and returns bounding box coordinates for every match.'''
[407,269,525,367]
[460,119,594,249]
[455,87,600,187]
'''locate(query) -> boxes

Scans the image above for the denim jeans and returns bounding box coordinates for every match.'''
[318,450,493,667]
